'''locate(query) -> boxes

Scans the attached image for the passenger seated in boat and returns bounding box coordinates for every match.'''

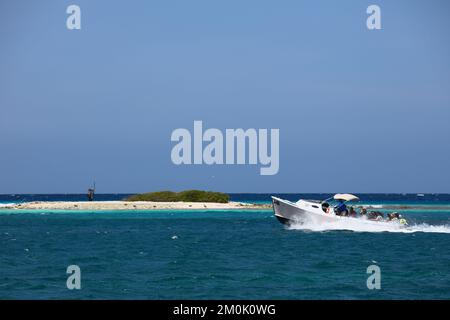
[360,208,367,217]
[387,212,407,225]
[346,206,356,217]
[387,212,401,221]
[367,211,384,220]
[334,200,348,216]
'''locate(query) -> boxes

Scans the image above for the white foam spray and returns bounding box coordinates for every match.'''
[288,217,450,234]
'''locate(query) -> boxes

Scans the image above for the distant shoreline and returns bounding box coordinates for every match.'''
[6,201,272,211]
[2,202,450,212]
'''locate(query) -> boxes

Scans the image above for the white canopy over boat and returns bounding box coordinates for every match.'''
[333,194,359,202]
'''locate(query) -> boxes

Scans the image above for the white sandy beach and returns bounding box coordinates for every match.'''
[8,201,271,211]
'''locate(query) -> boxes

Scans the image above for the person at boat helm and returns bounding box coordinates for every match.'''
[334,199,348,216]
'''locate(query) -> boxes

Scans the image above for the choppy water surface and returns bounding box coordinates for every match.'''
[1,194,450,299]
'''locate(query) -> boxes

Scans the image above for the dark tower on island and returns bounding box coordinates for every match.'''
[87,181,96,201]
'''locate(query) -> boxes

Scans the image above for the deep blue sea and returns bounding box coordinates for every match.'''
[1,194,450,299]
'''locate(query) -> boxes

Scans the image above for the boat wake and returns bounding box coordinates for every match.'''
[288,219,450,234]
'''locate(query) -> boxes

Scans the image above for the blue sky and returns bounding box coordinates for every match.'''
[1,0,449,193]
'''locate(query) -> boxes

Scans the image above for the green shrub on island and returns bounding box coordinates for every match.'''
[124,190,229,203]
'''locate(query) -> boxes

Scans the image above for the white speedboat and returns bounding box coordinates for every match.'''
[272,193,407,227]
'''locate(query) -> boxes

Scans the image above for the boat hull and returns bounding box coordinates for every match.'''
[272,197,338,225]
[272,197,308,225]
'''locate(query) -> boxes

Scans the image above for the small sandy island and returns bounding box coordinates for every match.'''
[8,201,272,211]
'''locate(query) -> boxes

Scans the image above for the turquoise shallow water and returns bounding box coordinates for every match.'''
[1,207,450,299]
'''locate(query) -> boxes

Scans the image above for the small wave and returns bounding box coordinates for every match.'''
[406,223,450,234]
[288,219,450,234]
[366,204,383,209]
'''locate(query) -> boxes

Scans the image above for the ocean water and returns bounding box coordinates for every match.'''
[1,194,450,299]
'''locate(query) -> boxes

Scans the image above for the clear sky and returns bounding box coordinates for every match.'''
[1,0,450,194]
